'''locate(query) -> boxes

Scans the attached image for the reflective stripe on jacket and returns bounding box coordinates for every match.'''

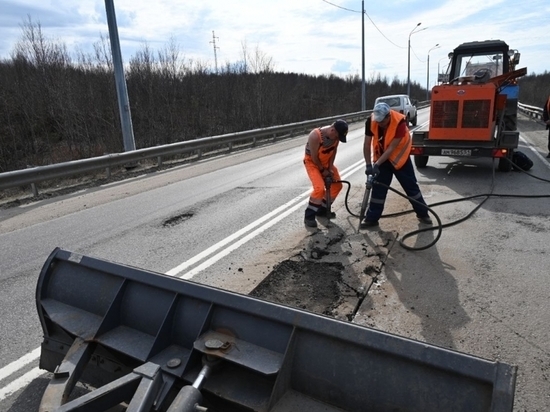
[371,110,411,170]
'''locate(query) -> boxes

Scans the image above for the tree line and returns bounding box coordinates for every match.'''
[0,19,547,174]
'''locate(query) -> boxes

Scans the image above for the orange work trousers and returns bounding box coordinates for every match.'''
[304,157,342,205]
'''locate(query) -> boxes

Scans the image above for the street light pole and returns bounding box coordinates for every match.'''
[426,44,440,100]
[104,0,136,152]
[407,22,423,98]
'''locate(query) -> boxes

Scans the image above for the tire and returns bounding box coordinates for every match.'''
[414,155,429,168]
[412,113,418,126]
[497,154,513,172]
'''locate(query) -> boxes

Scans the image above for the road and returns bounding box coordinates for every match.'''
[1,110,549,411]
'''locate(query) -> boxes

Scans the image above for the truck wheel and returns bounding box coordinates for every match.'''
[497,155,512,172]
[414,155,429,168]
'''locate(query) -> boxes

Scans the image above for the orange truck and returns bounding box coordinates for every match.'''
[411,40,525,172]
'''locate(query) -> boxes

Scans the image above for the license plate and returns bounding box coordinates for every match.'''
[441,149,472,156]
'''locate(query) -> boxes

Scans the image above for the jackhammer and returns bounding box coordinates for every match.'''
[358,174,375,230]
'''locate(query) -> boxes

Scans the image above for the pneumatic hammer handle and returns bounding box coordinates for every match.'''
[358,175,375,229]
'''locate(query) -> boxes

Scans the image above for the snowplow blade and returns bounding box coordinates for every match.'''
[36,248,516,411]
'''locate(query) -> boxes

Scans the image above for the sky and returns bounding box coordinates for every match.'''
[1,0,549,90]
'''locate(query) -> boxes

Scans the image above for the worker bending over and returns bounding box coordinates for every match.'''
[361,103,431,228]
[303,119,348,228]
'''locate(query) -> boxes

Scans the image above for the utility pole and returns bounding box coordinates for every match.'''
[104,0,136,153]
[210,31,219,74]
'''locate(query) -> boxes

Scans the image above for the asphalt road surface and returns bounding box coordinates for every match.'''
[1,111,549,411]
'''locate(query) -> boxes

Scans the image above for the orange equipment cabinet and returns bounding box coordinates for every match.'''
[429,82,497,141]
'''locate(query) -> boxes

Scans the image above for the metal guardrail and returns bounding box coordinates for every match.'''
[0,111,370,193]
[518,102,543,120]
[416,100,431,109]
[0,100,437,194]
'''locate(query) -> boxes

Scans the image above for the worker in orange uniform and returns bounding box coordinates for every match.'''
[361,102,431,228]
[543,95,550,158]
[303,119,348,228]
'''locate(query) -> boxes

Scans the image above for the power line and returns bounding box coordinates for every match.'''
[321,0,405,49]
[321,0,360,13]
[410,45,426,63]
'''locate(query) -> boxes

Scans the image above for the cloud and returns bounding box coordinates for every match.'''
[331,60,352,73]
[0,0,549,85]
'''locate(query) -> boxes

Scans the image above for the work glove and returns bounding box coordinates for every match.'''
[365,164,380,176]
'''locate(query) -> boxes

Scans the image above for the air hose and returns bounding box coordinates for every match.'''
[337,179,443,251]
[335,156,550,252]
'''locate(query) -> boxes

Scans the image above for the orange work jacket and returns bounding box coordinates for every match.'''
[371,111,411,170]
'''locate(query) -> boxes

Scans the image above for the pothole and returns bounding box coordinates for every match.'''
[162,212,193,227]
[250,259,345,317]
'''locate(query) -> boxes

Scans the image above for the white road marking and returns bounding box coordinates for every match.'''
[168,160,366,278]
[0,347,40,383]
[179,195,308,279]
[165,191,311,277]
[520,134,550,170]
[0,367,44,401]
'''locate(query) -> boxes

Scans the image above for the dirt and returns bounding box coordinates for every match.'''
[250,259,345,316]
[249,227,397,322]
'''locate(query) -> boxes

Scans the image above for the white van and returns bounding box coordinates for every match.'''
[374,94,418,126]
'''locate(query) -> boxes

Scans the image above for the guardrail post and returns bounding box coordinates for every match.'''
[228,142,233,152]
[31,182,39,197]
[25,166,39,197]
[157,156,162,167]
[103,154,111,179]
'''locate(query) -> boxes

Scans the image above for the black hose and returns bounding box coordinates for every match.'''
[378,182,444,251]
[336,155,550,251]
[337,179,443,250]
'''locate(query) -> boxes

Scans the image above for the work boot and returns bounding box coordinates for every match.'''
[360,219,379,229]
[304,208,318,228]
[316,206,336,219]
[417,215,433,225]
